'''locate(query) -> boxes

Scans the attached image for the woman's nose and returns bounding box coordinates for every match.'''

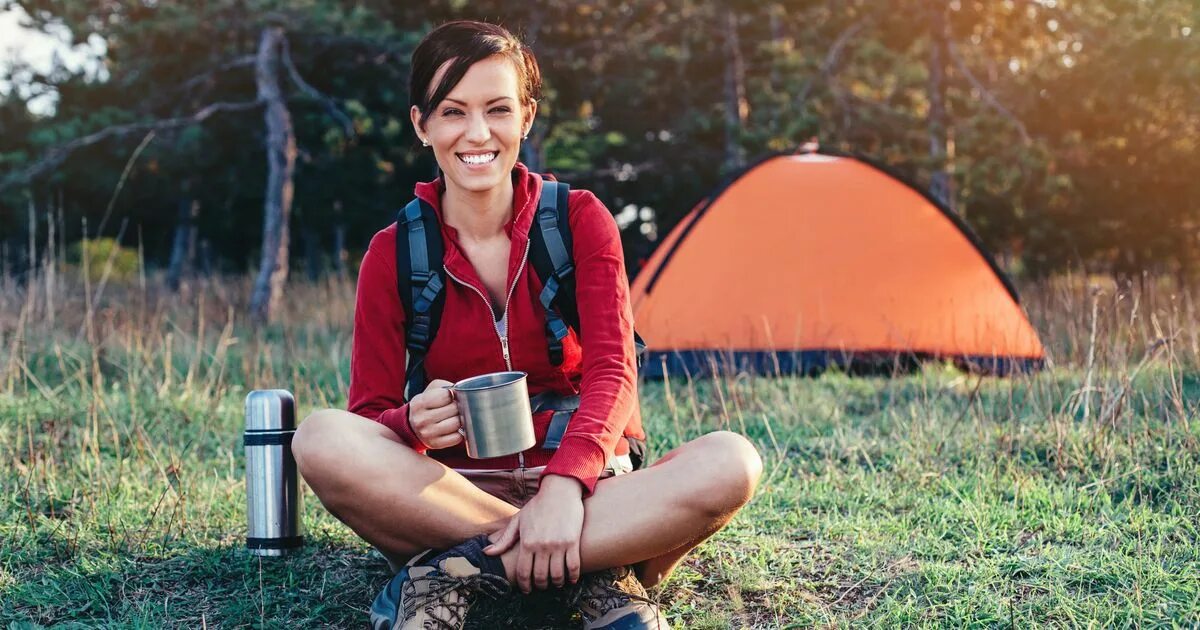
[465,112,491,143]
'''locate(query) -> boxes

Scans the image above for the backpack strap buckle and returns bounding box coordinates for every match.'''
[412,272,443,313]
[539,275,570,345]
[530,392,581,450]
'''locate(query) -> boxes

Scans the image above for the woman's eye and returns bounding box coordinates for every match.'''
[490,107,512,114]
[441,108,463,116]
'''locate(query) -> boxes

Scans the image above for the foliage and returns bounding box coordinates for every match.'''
[66,236,140,281]
[0,0,1196,279]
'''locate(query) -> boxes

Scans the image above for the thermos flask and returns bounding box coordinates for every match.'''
[244,389,303,556]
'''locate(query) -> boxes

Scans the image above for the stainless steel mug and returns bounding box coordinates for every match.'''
[244,389,303,556]
[448,371,537,459]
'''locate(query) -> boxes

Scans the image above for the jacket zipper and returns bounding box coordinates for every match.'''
[442,238,531,372]
[443,240,532,468]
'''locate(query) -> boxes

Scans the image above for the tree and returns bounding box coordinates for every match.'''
[3,0,1196,283]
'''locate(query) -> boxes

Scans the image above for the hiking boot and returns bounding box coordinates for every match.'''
[369,538,510,630]
[570,566,671,630]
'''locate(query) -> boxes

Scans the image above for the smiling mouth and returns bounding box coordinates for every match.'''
[457,152,498,165]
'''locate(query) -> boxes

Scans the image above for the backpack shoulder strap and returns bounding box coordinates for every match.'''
[528,179,579,365]
[528,179,647,366]
[395,198,445,400]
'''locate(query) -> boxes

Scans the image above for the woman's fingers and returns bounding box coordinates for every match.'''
[516,546,534,593]
[549,549,567,588]
[422,403,460,424]
[485,516,520,556]
[421,429,463,450]
[409,378,461,448]
[427,414,462,435]
[566,545,581,585]
[423,415,464,449]
[416,379,455,409]
[533,550,552,590]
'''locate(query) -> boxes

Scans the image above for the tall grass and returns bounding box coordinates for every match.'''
[2,248,1198,627]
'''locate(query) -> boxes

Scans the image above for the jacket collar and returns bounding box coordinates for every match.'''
[413,162,543,297]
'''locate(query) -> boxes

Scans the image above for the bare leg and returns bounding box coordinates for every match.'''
[293,410,762,585]
[572,431,762,587]
[292,410,518,563]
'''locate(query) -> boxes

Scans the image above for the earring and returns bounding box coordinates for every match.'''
[421,139,430,147]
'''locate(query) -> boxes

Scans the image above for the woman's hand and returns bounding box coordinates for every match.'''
[407,379,464,450]
[485,474,585,592]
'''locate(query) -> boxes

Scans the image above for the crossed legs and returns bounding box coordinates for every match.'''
[292,410,762,588]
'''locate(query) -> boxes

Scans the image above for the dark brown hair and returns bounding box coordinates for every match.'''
[409,20,543,129]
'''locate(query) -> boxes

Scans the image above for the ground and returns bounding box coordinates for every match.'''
[2,279,1197,627]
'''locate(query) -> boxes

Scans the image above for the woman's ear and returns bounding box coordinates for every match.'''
[410,105,426,144]
[522,99,538,138]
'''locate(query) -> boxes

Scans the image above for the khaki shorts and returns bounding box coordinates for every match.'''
[379,459,633,571]
[457,454,634,508]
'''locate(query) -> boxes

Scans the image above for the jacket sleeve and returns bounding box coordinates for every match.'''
[541,190,638,494]
[347,231,427,453]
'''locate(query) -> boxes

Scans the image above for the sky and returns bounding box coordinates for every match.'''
[0,4,107,116]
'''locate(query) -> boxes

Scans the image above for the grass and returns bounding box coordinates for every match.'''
[2,269,1199,628]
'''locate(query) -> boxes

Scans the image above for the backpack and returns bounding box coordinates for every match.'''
[393,178,647,470]
[394,178,645,400]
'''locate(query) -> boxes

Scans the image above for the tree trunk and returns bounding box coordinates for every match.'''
[26,197,36,287]
[198,239,213,276]
[768,4,784,134]
[303,221,321,282]
[520,8,546,173]
[249,25,297,324]
[928,6,953,209]
[166,181,198,291]
[333,199,348,280]
[521,129,545,173]
[722,7,748,173]
[44,199,55,328]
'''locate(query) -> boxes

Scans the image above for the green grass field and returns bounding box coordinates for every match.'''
[2,275,1198,628]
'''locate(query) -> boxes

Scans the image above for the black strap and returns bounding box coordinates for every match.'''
[530,391,582,412]
[528,180,579,365]
[529,391,644,470]
[543,412,572,450]
[242,430,295,447]
[530,392,580,450]
[246,535,305,550]
[396,199,445,400]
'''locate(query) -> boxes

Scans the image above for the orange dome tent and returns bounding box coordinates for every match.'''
[631,152,1046,376]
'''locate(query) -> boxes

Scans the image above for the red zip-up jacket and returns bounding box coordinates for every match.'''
[348,163,644,494]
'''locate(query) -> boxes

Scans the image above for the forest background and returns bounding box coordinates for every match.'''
[1,0,1196,315]
[3,2,1200,627]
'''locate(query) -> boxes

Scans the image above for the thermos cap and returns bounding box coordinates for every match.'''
[245,389,296,432]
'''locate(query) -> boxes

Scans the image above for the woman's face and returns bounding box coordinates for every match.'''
[412,55,535,196]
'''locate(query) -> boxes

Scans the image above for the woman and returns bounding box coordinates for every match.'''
[292,20,762,630]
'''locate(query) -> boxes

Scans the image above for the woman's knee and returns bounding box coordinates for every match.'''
[292,409,367,482]
[687,431,763,515]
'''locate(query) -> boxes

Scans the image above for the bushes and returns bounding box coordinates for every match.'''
[67,238,140,282]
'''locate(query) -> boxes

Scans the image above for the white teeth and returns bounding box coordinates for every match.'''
[459,152,497,165]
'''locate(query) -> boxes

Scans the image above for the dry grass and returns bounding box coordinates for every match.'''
[2,257,1198,627]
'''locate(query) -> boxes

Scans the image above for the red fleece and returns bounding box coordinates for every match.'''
[347,164,644,494]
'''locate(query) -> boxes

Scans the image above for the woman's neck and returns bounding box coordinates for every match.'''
[442,178,515,242]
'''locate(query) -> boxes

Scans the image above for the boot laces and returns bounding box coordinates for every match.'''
[399,571,510,630]
[569,568,664,629]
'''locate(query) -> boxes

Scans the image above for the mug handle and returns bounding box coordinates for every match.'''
[442,385,466,437]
